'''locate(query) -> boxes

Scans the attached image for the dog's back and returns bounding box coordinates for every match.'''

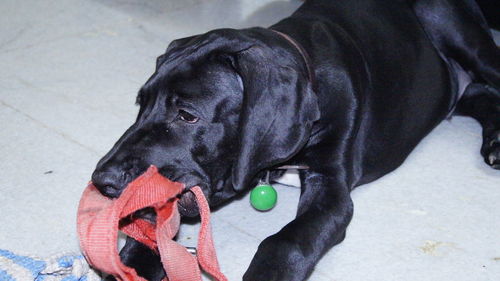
[272,0,456,183]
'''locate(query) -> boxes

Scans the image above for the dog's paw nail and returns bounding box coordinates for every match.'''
[489,155,496,165]
[483,130,500,169]
[488,149,500,169]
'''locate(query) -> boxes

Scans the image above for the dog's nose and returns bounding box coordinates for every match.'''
[91,168,128,198]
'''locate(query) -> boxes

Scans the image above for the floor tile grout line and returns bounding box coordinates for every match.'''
[0,17,144,54]
[0,99,100,156]
[7,74,136,121]
[0,0,248,56]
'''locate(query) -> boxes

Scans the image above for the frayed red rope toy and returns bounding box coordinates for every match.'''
[77,165,227,281]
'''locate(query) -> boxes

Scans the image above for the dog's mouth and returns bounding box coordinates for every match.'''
[129,185,205,225]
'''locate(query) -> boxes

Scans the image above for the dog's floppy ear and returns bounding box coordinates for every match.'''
[156,35,199,69]
[231,45,320,191]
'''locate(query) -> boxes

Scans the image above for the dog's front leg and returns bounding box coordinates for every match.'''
[243,170,353,281]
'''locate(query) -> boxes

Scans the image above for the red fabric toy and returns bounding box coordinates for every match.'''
[77,165,227,281]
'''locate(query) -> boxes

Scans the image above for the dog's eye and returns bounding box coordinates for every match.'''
[177,109,199,124]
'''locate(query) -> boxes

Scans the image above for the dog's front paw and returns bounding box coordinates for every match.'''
[243,235,309,281]
[482,130,500,169]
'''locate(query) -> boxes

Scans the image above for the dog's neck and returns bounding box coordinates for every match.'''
[270,29,315,86]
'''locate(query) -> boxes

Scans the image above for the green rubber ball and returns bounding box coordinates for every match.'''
[250,184,277,211]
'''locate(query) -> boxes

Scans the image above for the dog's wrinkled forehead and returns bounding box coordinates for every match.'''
[137,35,244,121]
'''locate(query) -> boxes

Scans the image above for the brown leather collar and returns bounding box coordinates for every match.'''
[271,29,315,86]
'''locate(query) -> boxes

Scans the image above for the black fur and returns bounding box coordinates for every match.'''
[92,0,500,280]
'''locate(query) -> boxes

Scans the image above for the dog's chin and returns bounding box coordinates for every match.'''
[177,191,200,217]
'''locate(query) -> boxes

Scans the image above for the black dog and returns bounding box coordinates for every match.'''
[92,0,500,280]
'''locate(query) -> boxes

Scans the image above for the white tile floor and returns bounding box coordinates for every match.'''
[0,0,499,280]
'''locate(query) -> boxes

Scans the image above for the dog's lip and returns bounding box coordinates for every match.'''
[177,184,203,217]
[126,185,203,223]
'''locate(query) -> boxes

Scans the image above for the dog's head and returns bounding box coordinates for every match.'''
[91,28,319,216]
